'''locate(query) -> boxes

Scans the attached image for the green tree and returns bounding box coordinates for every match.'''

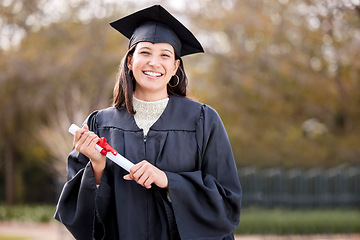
[0,0,129,204]
[0,0,46,205]
[1,0,359,204]
[186,0,360,168]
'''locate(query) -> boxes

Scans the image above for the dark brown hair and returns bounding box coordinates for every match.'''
[112,44,188,115]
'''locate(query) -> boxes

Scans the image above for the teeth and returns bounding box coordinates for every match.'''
[144,71,162,77]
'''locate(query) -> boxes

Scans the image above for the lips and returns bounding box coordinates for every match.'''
[143,71,163,77]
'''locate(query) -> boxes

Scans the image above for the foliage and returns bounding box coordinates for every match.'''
[0,204,54,222]
[235,207,360,235]
[186,0,360,168]
[0,0,130,203]
[1,204,359,236]
[0,0,359,204]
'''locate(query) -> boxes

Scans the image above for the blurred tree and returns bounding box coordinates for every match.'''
[34,18,126,182]
[0,0,45,205]
[0,0,128,204]
[186,0,360,168]
[0,0,185,204]
[1,0,359,204]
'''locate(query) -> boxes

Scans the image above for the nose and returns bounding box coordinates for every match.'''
[149,56,160,67]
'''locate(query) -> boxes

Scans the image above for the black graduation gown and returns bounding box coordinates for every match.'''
[54,95,242,240]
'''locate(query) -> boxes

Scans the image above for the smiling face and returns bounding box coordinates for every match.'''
[128,42,180,101]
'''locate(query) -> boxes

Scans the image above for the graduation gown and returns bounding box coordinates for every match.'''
[54,95,242,240]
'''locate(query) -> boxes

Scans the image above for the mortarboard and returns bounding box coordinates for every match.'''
[109,5,204,57]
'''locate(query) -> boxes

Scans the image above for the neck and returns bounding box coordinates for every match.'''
[134,90,168,102]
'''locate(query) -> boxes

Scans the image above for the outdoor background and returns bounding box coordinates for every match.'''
[0,0,359,238]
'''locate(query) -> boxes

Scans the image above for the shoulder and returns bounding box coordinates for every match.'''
[169,95,204,117]
[96,106,126,119]
[172,96,220,120]
[87,107,137,131]
[170,95,204,108]
[153,95,221,131]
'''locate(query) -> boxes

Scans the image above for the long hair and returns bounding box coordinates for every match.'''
[112,44,188,115]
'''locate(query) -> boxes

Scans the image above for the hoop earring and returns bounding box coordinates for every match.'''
[168,75,180,87]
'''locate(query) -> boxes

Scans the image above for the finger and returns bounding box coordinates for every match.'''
[74,130,87,146]
[134,171,150,188]
[127,161,156,188]
[136,168,149,184]
[74,132,88,152]
[88,135,100,148]
[129,161,146,179]
[123,174,133,180]
[81,132,98,149]
[132,168,146,183]
[73,124,90,145]
[143,176,154,189]
[76,124,89,138]
[136,165,155,189]
[76,132,96,154]
[88,136,101,157]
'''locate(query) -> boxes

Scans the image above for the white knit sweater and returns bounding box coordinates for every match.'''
[133,96,169,136]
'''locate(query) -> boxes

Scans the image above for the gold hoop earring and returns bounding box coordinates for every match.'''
[168,75,180,87]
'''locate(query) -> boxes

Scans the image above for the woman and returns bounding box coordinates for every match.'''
[55,5,241,240]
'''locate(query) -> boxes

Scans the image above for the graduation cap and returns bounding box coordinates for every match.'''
[110,5,204,57]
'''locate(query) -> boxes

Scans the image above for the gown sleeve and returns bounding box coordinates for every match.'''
[54,111,117,240]
[165,105,242,240]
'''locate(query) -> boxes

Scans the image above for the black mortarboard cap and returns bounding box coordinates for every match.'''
[109,5,204,57]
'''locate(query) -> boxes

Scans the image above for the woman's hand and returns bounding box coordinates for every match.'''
[123,160,168,189]
[73,124,106,184]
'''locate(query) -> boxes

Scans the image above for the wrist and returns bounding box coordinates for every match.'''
[160,171,169,189]
[91,158,106,171]
[91,156,106,184]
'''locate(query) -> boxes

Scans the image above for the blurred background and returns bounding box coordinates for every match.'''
[0,0,359,237]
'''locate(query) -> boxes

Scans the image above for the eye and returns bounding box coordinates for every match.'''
[161,54,171,58]
[140,51,150,55]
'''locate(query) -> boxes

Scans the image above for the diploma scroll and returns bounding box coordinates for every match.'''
[68,124,134,172]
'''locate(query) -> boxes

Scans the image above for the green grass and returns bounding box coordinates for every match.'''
[0,204,54,222]
[235,207,360,235]
[1,204,360,235]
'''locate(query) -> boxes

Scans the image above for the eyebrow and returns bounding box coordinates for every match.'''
[138,46,151,51]
[162,49,174,55]
[138,46,174,55]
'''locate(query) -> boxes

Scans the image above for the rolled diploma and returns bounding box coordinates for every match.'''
[68,124,134,172]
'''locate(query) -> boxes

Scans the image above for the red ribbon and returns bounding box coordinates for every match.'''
[97,137,118,156]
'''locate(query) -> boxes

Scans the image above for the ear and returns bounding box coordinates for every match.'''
[127,54,133,70]
[173,59,180,75]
